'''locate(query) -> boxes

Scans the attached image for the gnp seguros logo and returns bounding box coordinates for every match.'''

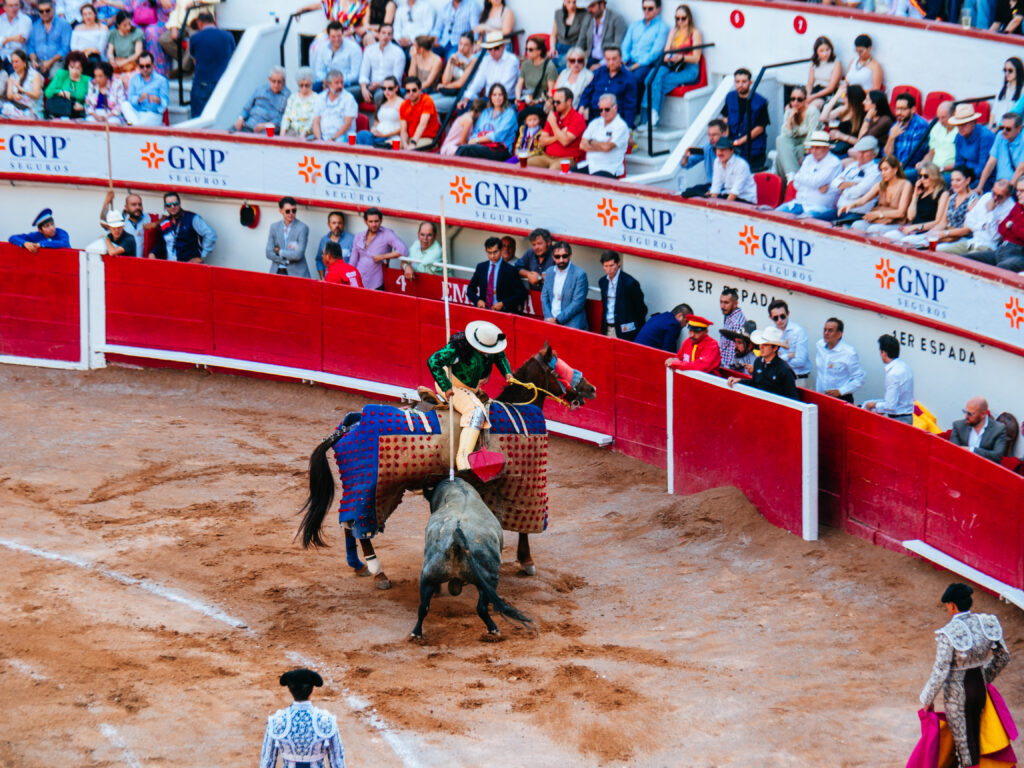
[1005,296,1024,330]
[874,257,949,319]
[449,174,530,225]
[596,196,674,249]
[139,141,228,186]
[738,225,814,284]
[296,155,382,203]
[1,133,70,172]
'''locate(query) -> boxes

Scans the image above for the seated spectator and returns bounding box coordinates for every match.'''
[951,397,1010,462]
[106,11,143,78]
[129,0,174,77]
[990,0,1024,33]
[529,87,586,170]
[188,11,234,119]
[706,136,757,205]
[84,60,126,123]
[863,334,914,424]
[515,228,554,290]
[552,0,584,66]
[666,314,720,372]
[880,163,949,244]
[775,85,820,181]
[639,3,702,128]
[44,50,90,118]
[455,82,516,161]
[767,299,810,380]
[356,75,403,147]
[541,240,589,329]
[467,236,527,313]
[776,131,843,219]
[857,90,894,150]
[845,155,913,232]
[995,412,1020,458]
[579,45,637,126]
[727,326,799,401]
[437,31,476,96]
[234,66,289,134]
[937,179,1014,255]
[457,30,517,110]
[721,320,757,374]
[678,118,726,198]
[9,208,71,252]
[407,35,441,92]
[266,197,310,277]
[845,34,883,92]
[579,0,627,68]
[432,0,480,59]
[806,35,842,109]
[102,208,135,256]
[621,0,667,103]
[950,103,995,188]
[554,46,592,110]
[359,23,405,105]
[472,0,514,41]
[313,20,360,92]
[821,83,866,159]
[829,136,882,223]
[28,0,70,77]
[312,69,357,142]
[323,240,364,287]
[361,0,397,43]
[884,92,929,176]
[991,58,1023,131]
[720,67,769,170]
[315,210,354,278]
[349,207,407,290]
[1,49,44,119]
[280,67,318,139]
[917,101,956,177]
[120,50,167,125]
[0,2,32,67]
[57,0,91,25]
[401,220,442,277]
[894,165,979,246]
[69,3,106,65]
[578,92,630,178]
[599,250,646,340]
[976,112,1024,194]
[439,96,485,155]
[635,302,692,352]
[393,0,435,51]
[398,76,439,149]
[815,317,863,403]
[516,34,557,108]
[150,192,217,263]
[963,178,1024,271]
[509,105,545,162]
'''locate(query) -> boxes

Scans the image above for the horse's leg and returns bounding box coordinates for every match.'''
[359,538,392,590]
[517,533,536,576]
[344,528,368,576]
[410,580,437,640]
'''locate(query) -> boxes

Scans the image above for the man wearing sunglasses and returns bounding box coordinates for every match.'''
[975,112,1024,194]
[148,192,217,263]
[122,51,168,127]
[579,92,630,177]
[530,86,586,169]
[27,0,70,78]
[267,196,311,277]
[766,299,810,380]
[620,0,667,110]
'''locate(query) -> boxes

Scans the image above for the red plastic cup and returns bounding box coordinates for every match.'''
[265,125,274,137]
[391,138,401,150]
[347,133,356,145]
[560,159,571,173]
[927,236,939,251]
[518,155,528,168]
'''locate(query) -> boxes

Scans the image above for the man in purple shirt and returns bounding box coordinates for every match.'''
[349,207,408,290]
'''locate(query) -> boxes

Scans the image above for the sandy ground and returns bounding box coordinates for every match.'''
[0,363,1022,768]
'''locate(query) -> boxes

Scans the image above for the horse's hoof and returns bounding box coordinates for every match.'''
[480,630,504,643]
[517,562,536,577]
[354,566,370,577]
[374,574,392,590]
[448,578,463,596]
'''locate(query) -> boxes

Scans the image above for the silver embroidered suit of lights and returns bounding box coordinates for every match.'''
[259,701,345,768]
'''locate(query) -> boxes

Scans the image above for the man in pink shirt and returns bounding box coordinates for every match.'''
[348,207,408,289]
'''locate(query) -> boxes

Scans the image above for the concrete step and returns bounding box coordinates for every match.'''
[632,124,687,154]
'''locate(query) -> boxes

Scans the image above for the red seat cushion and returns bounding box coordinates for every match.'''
[753,172,784,207]
[890,85,923,113]
[923,90,954,120]
[667,55,707,98]
[975,100,991,125]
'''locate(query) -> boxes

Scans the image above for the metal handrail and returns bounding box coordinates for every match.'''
[641,42,714,158]
[280,6,318,68]
[739,56,813,168]
[176,4,196,106]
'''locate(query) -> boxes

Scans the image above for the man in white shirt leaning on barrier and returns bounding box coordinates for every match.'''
[815,316,865,404]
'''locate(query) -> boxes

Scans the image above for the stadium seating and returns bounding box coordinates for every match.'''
[754,172,784,207]
[890,84,922,112]
[667,55,708,98]
[923,90,954,119]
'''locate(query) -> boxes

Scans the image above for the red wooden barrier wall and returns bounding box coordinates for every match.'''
[0,244,80,362]
[613,340,669,468]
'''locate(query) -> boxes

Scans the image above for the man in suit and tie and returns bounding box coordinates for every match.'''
[467,237,527,313]
[950,396,1010,463]
[541,240,589,330]
[266,196,311,277]
[598,249,646,340]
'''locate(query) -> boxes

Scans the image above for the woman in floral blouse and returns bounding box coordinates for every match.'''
[85,61,128,123]
[280,67,318,138]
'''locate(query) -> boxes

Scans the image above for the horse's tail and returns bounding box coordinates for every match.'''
[298,427,345,549]
[456,524,533,630]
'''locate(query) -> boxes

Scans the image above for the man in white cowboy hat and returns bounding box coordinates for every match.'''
[427,321,515,470]
[950,102,995,188]
[458,30,518,109]
[776,130,842,219]
[102,208,136,257]
[726,325,799,401]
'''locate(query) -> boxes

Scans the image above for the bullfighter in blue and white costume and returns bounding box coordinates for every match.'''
[260,669,345,768]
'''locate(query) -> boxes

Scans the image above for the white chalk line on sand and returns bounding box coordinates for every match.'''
[285,650,427,768]
[6,658,48,681]
[99,723,144,768]
[0,538,250,631]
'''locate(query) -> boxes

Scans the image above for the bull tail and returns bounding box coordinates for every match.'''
[456,524,533,629]
[298,428,345,549]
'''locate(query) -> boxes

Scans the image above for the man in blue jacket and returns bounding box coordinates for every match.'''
[634,303,691,351]
[9,208,70,252]
[579,46,637,127]
[541,241,589,330]
[720,67,769,171]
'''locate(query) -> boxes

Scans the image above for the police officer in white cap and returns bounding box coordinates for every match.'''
[259,668,345,768]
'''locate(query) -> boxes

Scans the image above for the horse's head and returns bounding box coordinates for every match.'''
[531,341,597,410]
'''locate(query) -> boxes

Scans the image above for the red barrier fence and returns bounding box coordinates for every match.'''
[0,244,80,362]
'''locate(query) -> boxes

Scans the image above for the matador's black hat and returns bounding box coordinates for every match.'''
[280,668,323,688]
[941,583,973,605]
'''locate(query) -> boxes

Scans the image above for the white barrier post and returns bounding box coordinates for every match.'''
[665,366,675,496]
[86,252,107,370]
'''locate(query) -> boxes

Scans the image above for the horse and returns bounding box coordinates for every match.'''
[298,342,596,590]
[411,478,532,642]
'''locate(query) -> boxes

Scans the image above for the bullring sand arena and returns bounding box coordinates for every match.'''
[2,363,1023,767]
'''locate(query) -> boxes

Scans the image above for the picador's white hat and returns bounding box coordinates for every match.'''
[465,320,508,354]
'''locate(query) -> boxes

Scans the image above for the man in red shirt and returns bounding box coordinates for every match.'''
[528,87,587,170]
[665,314,722,373]
[323,241,364,287]
[399,77,440,150]
[966,179,1024,272]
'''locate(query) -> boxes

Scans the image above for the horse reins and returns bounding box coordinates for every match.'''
[504,376,573,408]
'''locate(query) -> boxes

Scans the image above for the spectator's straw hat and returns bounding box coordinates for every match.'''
[948,103,982,126]
[807,130,831,148]
[105,209,125,228]
[851,135,879,153]
[721,325,754,345]
[33,208,54,228]
[465,320,508,354]
[480,31,509,49]
[685,314,714,330]
[750,326,789,348]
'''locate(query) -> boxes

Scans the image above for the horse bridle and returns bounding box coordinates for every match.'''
[503,353,578,408]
